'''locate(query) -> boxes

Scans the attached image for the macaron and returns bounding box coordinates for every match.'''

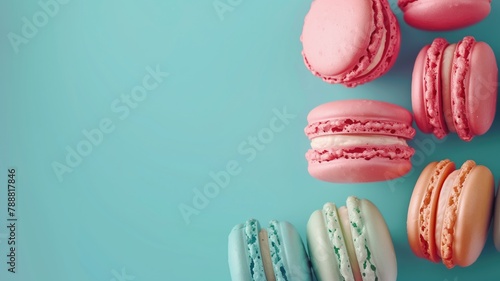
[304,100,416,183]
[307,196,397,281]
[398,0,491,31]
[228,219,313,281]
[412,36,498,141]
[407,160,494,268]
[301,0,400,87]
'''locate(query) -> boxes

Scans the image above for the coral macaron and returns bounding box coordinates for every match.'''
[407,160,494,268]
[301,0,401,87]
[305,100,416,183]
[398,0,491,31]
[412,36,498,141]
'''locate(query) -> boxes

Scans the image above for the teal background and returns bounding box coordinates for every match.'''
[1,0,500,280]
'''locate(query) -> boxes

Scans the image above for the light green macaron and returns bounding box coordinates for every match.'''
[307,196,397,281]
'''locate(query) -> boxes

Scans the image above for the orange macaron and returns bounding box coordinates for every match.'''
[407,159,494,268]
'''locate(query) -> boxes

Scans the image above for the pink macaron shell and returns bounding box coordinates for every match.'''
[306,145,414,182]
[343,0,401,87]
[305,100,415,139]
[301,0,373,78]
[308,156,412,183]
[423,38,449,139]
[412,44,434,134]
[466,41,498,136]
[307,100,413,125]
[450,37,475,141]
[400,0,491,31]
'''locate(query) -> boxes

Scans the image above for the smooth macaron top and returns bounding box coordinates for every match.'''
[444,162,494,267]
[272,221,313,280]
[302,0,373,77]
[301,0,400,87]
[398,0,491,30]
[464,40,497,137]
[305,100,415,139]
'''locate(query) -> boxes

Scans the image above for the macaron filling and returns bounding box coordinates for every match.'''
[358,26,387,77]
[311,135,408,149]
[440,44,456,133]
[307,134,413,163]
[259,229,276,281]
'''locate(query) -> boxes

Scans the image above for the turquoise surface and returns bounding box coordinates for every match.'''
[1,0,500,280]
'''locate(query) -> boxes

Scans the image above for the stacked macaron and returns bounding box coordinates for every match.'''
[412,36,498,141]
[304,100,416,183]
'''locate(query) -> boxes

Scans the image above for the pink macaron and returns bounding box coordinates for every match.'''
[412,36,498,142]
[398,0,491,31]
[304,100,416,183]
[301,0,401,87]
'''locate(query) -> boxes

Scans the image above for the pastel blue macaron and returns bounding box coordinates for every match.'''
[228,219,313,281]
